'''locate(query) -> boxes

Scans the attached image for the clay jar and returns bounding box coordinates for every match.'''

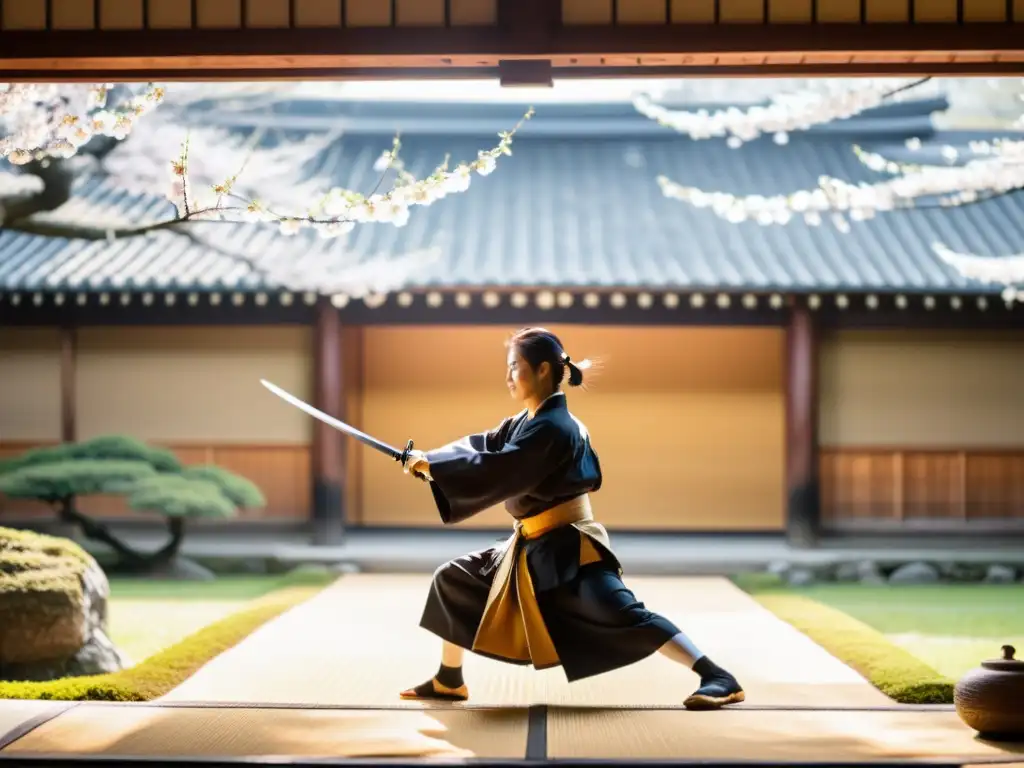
[954,645,1024,741]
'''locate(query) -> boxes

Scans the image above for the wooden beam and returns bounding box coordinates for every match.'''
[59,325,77,443]
[311,298,345,545]
[3,61,1024,81]
[2,23,1024,78]
[0,21,1020,59]
[784,304,820,547]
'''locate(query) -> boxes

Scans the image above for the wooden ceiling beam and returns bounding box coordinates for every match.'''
[1,23,1023,78]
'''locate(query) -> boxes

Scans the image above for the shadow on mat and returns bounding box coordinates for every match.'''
[975,738,1024,755]
[5,707,529,760]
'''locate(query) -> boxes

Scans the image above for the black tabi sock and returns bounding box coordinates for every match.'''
[693,656,730,682]
[435,663,464,689]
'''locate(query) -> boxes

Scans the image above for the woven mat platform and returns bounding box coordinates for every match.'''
[2,700,1022,763]
[162,574,889,708]
[547,706,1024,762]
[1,702,527,759]
[3,575,1022,764]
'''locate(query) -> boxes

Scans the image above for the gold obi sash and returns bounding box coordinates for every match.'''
[470,495,614,670]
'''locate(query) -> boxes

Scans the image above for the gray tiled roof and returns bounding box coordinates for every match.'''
[2,98,1022,295]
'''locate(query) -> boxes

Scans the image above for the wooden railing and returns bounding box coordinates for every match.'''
[820,448,1024,523]
[0,441,311,520]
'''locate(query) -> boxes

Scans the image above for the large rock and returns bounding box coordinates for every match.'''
[834,562,860,582]
[835,560,883,584]
[889,561,941,585]
[0,526,130,682]
[983,564,1018,584]
[938,562,987,583]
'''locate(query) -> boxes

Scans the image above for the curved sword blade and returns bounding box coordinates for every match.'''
[260,379,403,461]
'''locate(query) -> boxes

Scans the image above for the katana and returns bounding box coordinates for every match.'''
[260,379,416,466]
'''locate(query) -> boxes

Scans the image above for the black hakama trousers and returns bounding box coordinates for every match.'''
[419,531,681,683]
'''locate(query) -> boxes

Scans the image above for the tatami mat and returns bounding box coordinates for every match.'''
[0,700,73,749]
[548,708,1024,761]
[163,573,888,708]
[6,574,1019,764]
[1,704,528,759]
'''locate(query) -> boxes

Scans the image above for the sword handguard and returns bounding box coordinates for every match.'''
[399,439,414,465]
[399,439,429,482]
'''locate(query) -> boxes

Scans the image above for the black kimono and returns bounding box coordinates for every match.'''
[419,392,681,683]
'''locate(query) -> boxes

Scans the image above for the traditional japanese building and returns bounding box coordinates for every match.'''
[1,92,1022,545]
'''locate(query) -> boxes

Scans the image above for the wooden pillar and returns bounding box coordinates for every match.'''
[51,325,79,536]
[784,305,820,548]
[311,299,345,545]
[59,326,77,443]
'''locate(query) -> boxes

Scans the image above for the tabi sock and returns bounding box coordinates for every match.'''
[435,663,464,689]
[693,656,734,683]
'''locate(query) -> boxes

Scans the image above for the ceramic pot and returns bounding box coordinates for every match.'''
[954,645,1024,741]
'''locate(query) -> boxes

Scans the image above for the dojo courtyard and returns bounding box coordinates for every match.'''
[1,565,1022,763]
[3,76,1024,765]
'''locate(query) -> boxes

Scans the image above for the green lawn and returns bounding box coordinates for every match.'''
[734,573,1024,702]
[1,570,336,700]
[776,582,1024,679]
[107,572,332,664]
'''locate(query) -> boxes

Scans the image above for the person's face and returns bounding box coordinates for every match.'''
[506,348,550,402]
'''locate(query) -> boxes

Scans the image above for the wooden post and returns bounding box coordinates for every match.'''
[311,298,345,545]
[59,326,77,443]
[51,325,79,538]
[784,305,820,548]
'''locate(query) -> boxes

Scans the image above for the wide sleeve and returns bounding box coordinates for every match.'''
[461,415,516,454]
[424,419,567,525]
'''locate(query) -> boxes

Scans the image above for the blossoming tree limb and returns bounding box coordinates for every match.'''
[2,83,532,239]
[1,82,165,164]
[634,77,933,147]
[163,105,534,240]
[2,82,533,297]
[634,77,1024,303]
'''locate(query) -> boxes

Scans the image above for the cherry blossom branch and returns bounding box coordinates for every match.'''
[653,77,1024,228]
[1,83,165,164]
[3,205,247,240]
[647,77,1024,303]
[932,242,1024,305]
[3,107,535,248]
[2,85,534,300]
[634,77,933,147]
[656,110,1024,228]
[166,107,535,238]
[656,169,1024,231]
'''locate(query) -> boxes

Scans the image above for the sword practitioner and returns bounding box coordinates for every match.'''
[396,327,746,710]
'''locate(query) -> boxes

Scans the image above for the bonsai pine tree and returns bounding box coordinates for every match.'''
[124,469,265,563]
[179,465,265,509]
[0,435,266,572]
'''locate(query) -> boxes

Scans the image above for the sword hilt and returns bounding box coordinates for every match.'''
[399,439,414,465]
[399,439,428,482]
